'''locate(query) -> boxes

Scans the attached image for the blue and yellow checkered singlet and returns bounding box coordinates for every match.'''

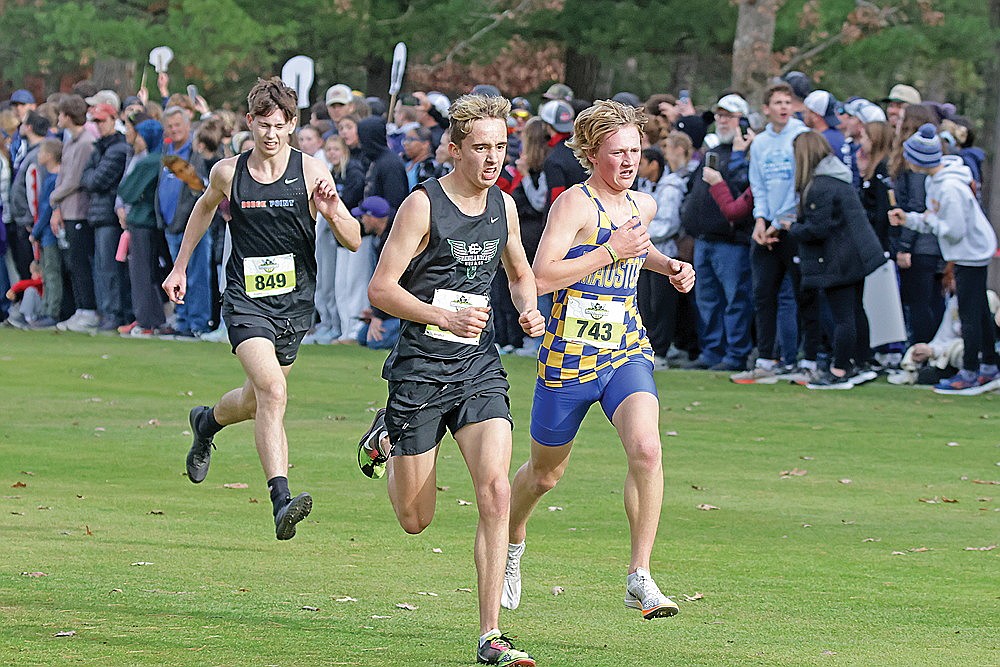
[537,184,653,387]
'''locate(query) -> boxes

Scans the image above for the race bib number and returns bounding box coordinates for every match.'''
[425,288,489,346]
[561,296,626,350]
[244,254,296,298]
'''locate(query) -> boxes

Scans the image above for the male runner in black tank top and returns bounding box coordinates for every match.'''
[361,94,543,666]
[162,78,361,540]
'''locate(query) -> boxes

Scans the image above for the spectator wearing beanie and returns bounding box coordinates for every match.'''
[890,123,999,394]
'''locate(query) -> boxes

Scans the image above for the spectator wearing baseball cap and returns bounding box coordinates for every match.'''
[542,83,574,102]
[803,90,845,157]
[538,100,585,209]
[882,84,921,128]
[351,195,399,349]
[781,70,812,120]
[85,90,121,111]
[7,89,37,170]
[325,84,354,122]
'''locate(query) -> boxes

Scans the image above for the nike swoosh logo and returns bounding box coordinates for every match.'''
[284,178,299,184]
[489,216,499,224]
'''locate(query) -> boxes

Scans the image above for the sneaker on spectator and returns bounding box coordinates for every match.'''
[978,368,1000,393]
[932,370,988,396]
[118,321,138,335]
[98,316,119,333]
[30,315,59,329]
[200,324,228,343]
[56,310,85,331]
[709,360,744,372]
[65,310,100,333]
[731,364,781,385]
[6,310,30,329]
[805,370,854,390]
[129,326,156,338]
[848,365,878,385]
[652,355,670,371]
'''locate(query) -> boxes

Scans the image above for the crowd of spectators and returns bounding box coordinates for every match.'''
[1,70,998,394]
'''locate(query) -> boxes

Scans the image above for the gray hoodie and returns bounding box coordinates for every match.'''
[813,154,852,183]
[902,156,997,266]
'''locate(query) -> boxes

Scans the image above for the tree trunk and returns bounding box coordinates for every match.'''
[92,58,136,99]
[731,0,785,107]
[987,0,1000,294]
[564,45,603,102]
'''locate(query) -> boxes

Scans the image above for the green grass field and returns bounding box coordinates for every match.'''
[2,329,998,666]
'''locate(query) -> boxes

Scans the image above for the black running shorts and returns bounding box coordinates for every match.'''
[227,313,307,366]
[385,369,513,456]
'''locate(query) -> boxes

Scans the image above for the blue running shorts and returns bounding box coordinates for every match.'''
[529,358,657,447]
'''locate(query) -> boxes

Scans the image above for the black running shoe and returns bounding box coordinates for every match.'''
[186,406,216,483]
[274,492,312,540]
[357,408,390,479]
[476,631,535,666]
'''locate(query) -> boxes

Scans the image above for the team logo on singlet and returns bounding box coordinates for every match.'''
[584,302,610,320]
[447,238,500,278]
[258,257,278,273]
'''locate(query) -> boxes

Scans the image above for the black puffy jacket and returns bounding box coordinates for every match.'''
[81,132,129,227]
[789,156,885,290]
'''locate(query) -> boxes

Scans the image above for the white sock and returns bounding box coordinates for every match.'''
[480,628,500,644]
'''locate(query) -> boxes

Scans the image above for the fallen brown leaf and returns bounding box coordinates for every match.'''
[681,592,704,602]
[909,547,930,553]
[431,548,443,553]
[941,497,958,503]
[696,503,720,511]
[11,481,26,488]
[780,469,808,478]
[457,499,472,506]
[148,510,164,515]
[20,571,47,577]
[972,479,1000,485]
[839,479,853,484]
[130,561,154,566]
[53,630,76,637]
[84,525,93,536]
[20,471,34,476]
[249,498,259,503]
[416,591,438,597]
[301,605,319,611]
[551,586,564,596]
[964,545,997,551]
[456,587,473,593]
[547,506,563,511]
[223,483,249,489]
[395,603,418,610]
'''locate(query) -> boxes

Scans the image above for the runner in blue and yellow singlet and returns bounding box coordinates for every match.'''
[502,100,696,621]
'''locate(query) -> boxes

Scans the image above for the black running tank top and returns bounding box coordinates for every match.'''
[224,149,316,329]
[383,178,508,382]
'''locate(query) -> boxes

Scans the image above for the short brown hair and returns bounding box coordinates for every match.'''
[764,82,794,105]
[247,77,298,122]
[58,95,88,126]
[448,94,511,148]
[567,100,647,172]
[195,117,224,154]
[39,138,63,163]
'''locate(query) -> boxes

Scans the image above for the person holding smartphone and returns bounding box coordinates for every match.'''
[678,93,756,371]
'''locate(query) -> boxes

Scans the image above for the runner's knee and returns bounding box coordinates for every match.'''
[626,437,662,470]
[476,476,511,520]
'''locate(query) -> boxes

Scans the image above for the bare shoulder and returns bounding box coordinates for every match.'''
[208,156,238,188]
[548,185,590,227]
[301,152,332,180]
[630,189,657,219]
[398,186,431,220]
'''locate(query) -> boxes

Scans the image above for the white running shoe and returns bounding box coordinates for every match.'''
[624,568,679,620]
[65,310,99,333]
[501,541,525,610]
